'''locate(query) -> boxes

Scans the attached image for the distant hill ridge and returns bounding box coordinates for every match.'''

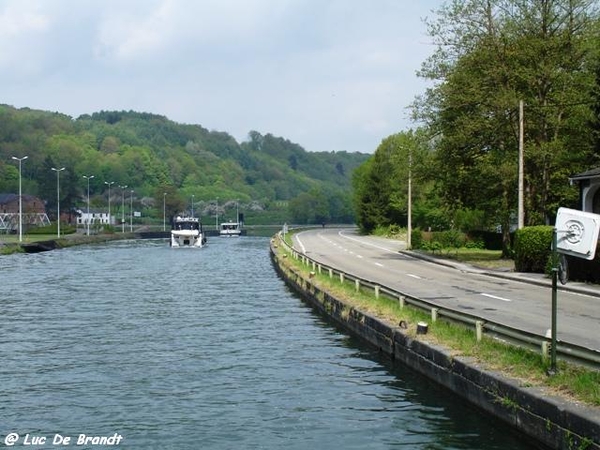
[0,104,369,224]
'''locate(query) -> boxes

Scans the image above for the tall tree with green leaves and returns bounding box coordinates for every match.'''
[413,0,600,243]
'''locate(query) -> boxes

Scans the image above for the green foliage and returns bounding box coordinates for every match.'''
[0,106,369,225]
[412,0,598,241]
[411,228,424,249]
[353,130,434,233]
[514,226,553,273]
[27,223,76,235]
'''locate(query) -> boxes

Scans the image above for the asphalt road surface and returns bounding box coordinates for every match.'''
[292,227,600,352]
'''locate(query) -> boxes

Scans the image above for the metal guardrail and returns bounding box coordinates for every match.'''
[275,233,600,370]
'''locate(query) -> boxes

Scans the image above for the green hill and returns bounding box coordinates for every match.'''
[0,105,369,225]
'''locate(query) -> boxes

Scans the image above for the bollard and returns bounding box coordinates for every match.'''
[417,322,429,334]
[476,320,483,342]
[431,308,439,322]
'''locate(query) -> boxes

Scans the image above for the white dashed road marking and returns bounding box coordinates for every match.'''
[481,293,512,302]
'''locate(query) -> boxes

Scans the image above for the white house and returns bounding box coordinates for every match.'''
[76,209,112,227]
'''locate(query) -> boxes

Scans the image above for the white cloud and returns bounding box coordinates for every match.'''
[0,0,441,153]
[0,1,50,74]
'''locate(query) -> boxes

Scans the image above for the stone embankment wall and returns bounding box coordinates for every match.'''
[270,243,600,450]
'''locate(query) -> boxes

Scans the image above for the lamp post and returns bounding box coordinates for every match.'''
[119,185,127,233]
[11,156,28,242]
[82,175,94,236]
[104,181,115,227]
[191,194,195,218]
[51,167,65,238]
[130,190,134,232]
[163,192,167,232]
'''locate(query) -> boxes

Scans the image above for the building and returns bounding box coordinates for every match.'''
[569,168,600,214]
[0,193,50,233]
[76,209,112,227]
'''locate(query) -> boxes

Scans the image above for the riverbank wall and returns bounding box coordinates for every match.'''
[270,242,600,450]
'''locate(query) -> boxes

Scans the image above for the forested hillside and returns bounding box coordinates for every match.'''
[0,105,369,225]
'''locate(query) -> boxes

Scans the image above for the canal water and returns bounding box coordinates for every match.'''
[1,237,540,449]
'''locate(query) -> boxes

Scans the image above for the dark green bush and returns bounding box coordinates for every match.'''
[514,225,553,273]
[565,242,600,283]
[468,230,506,250]
[431,230,467,248]
[411,228,423,249]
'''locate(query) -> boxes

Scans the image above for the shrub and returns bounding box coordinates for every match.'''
[411,228,423,249]
[514,225,553,273]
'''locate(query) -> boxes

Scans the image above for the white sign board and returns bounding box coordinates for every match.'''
[555,207,600,260]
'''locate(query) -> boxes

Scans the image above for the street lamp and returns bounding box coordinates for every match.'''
[130,190,134,232]
[11,156,28,242]
[51,167,65,238]
[119,185,127,233]
[191,194,195,218]
[82,175,94,236]
[104,181,115,227]
[163,193,167,232]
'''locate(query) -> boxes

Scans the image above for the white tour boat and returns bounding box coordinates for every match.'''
[171,216,206,248]
[219,221,242,237]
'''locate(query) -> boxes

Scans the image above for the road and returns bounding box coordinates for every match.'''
[292,227,600,352]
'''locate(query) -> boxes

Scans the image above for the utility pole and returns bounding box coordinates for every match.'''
[518,100,524,229]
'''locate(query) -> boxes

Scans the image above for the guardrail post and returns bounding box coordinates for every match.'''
[318,264,322,274]
[312,261,316,271]
[339,273,344,284]
[329,268,333,279]
[541,341,550,362]
[399,296,405,309]
[374,285,380,299]
[355,279,360,292]
[431,308,439,322]
[476,321,484,342]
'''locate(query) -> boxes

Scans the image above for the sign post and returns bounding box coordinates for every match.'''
[550,208,600,373]
[550,229,558,374]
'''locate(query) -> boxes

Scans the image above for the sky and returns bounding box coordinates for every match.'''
[0,0,442,154]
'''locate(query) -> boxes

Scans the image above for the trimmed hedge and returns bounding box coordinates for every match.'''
[514,225,553,273]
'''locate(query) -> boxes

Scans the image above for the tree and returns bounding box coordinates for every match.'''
[288,188,330,224]
[155,185,185,225]
[413,0,600,249]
